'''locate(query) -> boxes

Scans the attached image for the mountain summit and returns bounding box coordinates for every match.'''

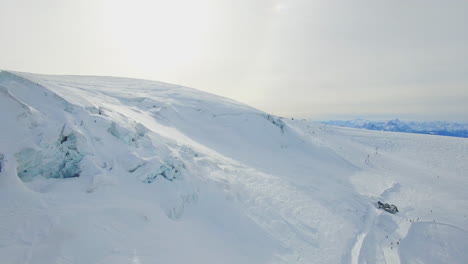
[1,71,467,263]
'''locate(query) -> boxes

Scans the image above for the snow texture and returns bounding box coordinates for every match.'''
[0,70,467,264]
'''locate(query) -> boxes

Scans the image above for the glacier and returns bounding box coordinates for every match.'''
[322,119,468,138]
[0,70,467,264]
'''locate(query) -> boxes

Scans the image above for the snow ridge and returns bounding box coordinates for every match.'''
[0,71,467,264]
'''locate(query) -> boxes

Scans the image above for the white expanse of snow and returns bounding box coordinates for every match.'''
[0,70,467,264]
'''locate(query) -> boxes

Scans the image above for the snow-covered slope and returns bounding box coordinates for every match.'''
[0,71,467,264]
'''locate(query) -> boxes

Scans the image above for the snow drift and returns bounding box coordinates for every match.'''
[0,71,467,264]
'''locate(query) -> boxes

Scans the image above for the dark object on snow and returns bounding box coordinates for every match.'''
[0,153,4,173]
[377,201,399,214]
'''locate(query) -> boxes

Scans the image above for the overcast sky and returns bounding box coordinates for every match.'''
[1,0,467,121]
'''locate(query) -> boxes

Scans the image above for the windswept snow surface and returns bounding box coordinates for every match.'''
[0,71,467,264]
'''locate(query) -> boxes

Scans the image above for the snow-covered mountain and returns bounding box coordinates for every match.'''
[1,71,467,264]
[322,119,468,138]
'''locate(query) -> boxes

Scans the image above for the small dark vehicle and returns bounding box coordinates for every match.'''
[377,201,399,214]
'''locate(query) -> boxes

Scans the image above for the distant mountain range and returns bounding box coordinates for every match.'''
[321,119,468,138]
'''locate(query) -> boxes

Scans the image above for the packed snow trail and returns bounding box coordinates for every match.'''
[0,71,467,264]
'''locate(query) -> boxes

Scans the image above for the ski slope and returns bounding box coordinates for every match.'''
[0,71,467,264]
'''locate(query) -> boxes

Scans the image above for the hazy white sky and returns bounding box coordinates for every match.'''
[1,0,467,121]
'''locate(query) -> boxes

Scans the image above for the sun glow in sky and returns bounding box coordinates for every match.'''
[275,3,285,12]
[1,0,467,121]
[98,0,213,69]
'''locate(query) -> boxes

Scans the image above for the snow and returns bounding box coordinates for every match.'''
[0,70,467,263]
[399,222,468,263]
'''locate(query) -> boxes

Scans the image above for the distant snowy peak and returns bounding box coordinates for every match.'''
[322,119,468,138]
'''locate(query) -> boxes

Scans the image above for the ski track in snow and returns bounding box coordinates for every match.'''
[0,71,467,264]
